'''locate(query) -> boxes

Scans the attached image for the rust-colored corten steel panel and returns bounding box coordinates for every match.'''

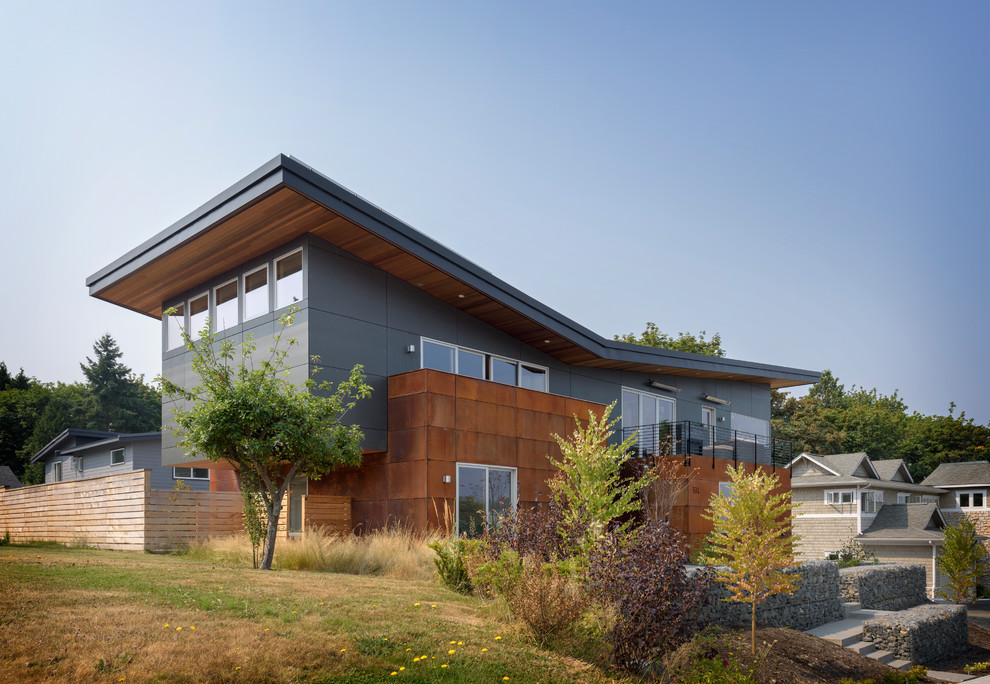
[308,368,792,541]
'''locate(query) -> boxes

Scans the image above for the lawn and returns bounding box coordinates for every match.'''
[0,543,624,683]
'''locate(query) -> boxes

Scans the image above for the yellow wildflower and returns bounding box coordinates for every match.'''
[448,649,456,654]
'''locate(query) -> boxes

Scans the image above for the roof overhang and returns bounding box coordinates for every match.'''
[87,155,821,389]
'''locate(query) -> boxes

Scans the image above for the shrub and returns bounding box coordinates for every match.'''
[965,661,990,675]
[428,538,474,594]
[587,517,713,669]
[663,627,761,683]
[507,556,589,645]
[826,540,878,568]
[0,530,10,546]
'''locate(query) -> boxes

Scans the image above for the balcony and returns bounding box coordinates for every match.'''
[621,420,793,470]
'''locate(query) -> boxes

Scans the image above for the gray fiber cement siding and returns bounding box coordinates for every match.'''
[160,233,771,463]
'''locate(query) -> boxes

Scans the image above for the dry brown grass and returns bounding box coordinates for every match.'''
[0,544,620,683]
[184,524,443,581]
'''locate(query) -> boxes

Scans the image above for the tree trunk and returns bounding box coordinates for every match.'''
[259,497,283,571]
[751,601,757,655]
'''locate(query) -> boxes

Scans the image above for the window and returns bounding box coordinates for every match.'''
[621,388,675,428]
[519,364,548,392]
[166,303,185,350]
[490,357,517,385]
[188,293,208,338]
[861,491,883,514]
[958,489,987,508]
[422,339,455,372]
[243,266,269,321]
[457,464,516,538]
[173,467,210,480]
[214,280,238,332]
[898,493,939,504]
[419,338,549,392]
[53,461,63,482]
[275,250,303,309]
[457,348,485,379]
[825,490,854,505]
[110,448,125,465]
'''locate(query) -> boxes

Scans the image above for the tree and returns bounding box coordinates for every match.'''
[614,322,725,357]
[549,403,655,565]
[936,517,987,603]
[702,464,800,654]
[160,309,372,571]
[81,334,160,433]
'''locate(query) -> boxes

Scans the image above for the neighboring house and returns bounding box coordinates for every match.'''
[85,154,819,540]
[0,466,22,489]
[921,461,990,579]
[790,451,953,595]
[29,429,210,492]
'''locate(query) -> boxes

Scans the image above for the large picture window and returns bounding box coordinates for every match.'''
[457,464,516,537]
[188,293,209,339]
[621,388,674,428]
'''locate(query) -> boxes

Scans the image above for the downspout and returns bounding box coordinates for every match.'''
[929,540,937,600]
[856,485,862,534]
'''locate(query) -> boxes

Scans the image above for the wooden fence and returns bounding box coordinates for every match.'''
[0,470,243,551]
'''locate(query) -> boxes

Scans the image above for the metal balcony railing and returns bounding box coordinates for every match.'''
[620,420,793,470]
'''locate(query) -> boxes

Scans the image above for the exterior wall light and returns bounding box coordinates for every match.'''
[648,380,681,393]
[702,394,731,406]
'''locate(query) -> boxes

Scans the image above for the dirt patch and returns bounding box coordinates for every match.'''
[700,628,938,684]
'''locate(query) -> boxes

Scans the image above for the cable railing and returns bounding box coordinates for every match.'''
[620,420,793,470]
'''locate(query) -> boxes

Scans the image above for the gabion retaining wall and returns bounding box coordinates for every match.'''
[863,604,968,665]
[700,560,844,632]
[839,564,927,611]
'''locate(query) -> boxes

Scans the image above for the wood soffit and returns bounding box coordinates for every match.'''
[91,181,813,390]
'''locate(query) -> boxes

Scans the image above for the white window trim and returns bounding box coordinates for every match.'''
[455,463,517,537]
[110,448,125,466]
[212,278,240,332]
[187,292,210,339]
[420,337,549,392]
[242,264,270,322]
[861,490,883,515]
[957,489,988,509]
[825,489,855,505]
[621,386,676,427]
[172,467,210,481]
[274,248,304,310]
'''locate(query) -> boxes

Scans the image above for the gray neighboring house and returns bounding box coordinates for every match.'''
[921,461,990,512]
[29,428,210,492]
[0,465,22,489]
[789,451,953,595]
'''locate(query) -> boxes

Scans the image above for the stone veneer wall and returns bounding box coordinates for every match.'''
[839,564,927,610]
[700,561,843,632]
[862,605,968,665]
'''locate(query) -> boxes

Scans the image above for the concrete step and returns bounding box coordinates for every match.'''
[925,672,975,682]
[888,659,913,671]
[843,601,862,617]
[806,618,867,647]
[846,640,877,656]
[865,648,896,665]
[964,675,990,683]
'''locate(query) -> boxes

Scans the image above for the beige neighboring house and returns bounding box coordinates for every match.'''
[789,452,953,596]
[921,461,990,578]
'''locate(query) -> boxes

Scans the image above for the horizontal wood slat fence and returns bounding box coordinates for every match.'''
[0,470,244,551]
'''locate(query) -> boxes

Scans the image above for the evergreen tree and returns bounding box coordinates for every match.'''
[80,334,160,433]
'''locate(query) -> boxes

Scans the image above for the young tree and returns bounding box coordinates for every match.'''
[702,464,800,654]
[936,517,988,603]
[549,403,655,565]
[614,322,725,357]
[160,309,372,571]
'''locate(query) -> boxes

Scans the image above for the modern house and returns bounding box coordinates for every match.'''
[29,429,210,492]
[85,154,819,542]
[789,452,954,594]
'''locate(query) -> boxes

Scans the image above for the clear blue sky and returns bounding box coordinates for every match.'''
[2,1,988,423]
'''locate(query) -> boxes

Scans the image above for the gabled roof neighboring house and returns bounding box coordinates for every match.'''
[920,461,990,511]
[872,458,914,484]
[855,502,946,542]
[29,429,209,492]
[0,465,22,489]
